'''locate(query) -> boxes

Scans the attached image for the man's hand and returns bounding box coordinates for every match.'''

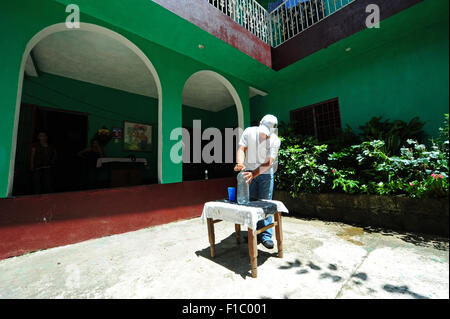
[234,163,245,172]
[243,171,255,184]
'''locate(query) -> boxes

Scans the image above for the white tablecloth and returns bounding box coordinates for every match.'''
[201,200,289,235]
[96,157,148,168]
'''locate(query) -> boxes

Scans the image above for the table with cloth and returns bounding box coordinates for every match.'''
[96,157,148,187]
[201,199,289,278]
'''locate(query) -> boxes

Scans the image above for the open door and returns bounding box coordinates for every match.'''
[12,104,89,195]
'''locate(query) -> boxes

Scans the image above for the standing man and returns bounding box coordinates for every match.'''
[234,114,281,249]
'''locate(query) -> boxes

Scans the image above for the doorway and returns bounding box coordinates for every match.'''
[181,126,237,181]
[12,104,89,195]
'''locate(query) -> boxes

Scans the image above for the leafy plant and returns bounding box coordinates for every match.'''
[330,168,360,194]
[439,114,449,141]
[275,137,329,197]
[321,124,361,152]
[434,114,449,149]
[378,140,449,198]
[359,116,426,156]
[275,114,448,199]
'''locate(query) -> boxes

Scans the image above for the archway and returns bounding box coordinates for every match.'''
[9,23,163,196]
[181,70,244,181]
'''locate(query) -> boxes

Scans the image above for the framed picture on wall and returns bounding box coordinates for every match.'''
[123,121,153,152]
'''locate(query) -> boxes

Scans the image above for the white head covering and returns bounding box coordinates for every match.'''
[258,114,278,136]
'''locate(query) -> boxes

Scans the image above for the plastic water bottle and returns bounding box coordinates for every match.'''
[237,171,250,204]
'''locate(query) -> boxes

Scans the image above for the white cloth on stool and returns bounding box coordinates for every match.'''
[201,200,289,235]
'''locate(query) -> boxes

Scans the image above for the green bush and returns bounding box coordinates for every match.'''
[275,115,449,199]
[359,116,426,156]
[435,114,449,147]
[275,137,329,197]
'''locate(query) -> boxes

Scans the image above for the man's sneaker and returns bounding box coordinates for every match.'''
[262,240,274,249]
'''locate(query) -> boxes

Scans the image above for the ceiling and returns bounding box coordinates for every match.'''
[30,30,254,112]
[183,72,235,111]
[29,0,439,112]
[47,0,444,94]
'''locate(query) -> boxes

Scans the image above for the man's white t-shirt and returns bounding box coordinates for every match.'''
[238,126,281,175]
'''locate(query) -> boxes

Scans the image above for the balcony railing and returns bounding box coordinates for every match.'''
[206,0,356,47]
[206,0,271,45]
[269,0,355,47]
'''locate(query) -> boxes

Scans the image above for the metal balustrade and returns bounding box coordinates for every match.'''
[269,0,355,47]
[206,0,271,45]
[205,0,356,47]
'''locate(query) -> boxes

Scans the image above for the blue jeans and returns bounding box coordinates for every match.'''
[250,173,274,242]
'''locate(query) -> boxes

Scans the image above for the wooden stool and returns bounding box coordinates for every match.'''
[206,212,283,278]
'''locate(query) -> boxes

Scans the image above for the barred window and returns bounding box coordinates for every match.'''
[290,98,341,141]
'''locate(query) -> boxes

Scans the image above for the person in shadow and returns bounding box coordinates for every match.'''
[30,131,57,194]
[78,138,104,189]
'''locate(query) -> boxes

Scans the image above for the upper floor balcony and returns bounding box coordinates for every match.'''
[205,0,355,47]
[155,0,424,70]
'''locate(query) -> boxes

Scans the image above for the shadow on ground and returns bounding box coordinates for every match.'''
[265,254,429,299]
[195,231,278,279]
[363,226,449,252]
[287,214,449,251]
[195,216,442,298]
[259,256,371,298]
[276,257,354,284]
[382,284,429,299]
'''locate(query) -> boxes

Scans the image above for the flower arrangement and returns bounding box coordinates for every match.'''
[94,126,112,146]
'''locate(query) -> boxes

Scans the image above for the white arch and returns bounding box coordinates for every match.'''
[8,22,163,196]
[183,70,244,130]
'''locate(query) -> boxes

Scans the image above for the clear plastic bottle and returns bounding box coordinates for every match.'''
[237,171,250,204]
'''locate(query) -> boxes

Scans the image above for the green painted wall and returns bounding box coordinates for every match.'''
[183,105,238,129]
[0,0,448,198]
[21,72,239,181]
[251,6,449,139]
[49,0,276,89]
[0,0,251,197]
[22,73,159,180]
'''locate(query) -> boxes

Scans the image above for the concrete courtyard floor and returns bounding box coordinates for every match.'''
[0,215,448,299]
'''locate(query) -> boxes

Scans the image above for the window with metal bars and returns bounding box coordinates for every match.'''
[290,98,342,141]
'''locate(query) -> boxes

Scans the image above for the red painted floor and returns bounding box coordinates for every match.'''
[0,178,235,260]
